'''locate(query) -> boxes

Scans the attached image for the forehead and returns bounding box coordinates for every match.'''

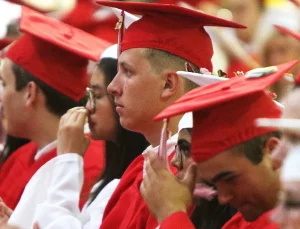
[196,149,249,179]
[119,48,150,67]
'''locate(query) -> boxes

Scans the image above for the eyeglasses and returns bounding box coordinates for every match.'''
[174,143,190,170]
[86,87,96,113]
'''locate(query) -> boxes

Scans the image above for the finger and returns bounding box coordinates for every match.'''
[74,109,88,127]
[144,158,157,186]
[147,150,166,170]
[182,163,197,193]
[33,223,40,229]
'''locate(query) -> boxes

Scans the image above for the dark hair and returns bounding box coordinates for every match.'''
[0,135,30,166]
[231,131,281,164]
[191,198,237,229]
[12,63,85,117]
[90,58,149,201]
[144,49,199,92]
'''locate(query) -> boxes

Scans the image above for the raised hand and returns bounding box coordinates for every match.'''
[140,149,197,223]
[57,107,90,156]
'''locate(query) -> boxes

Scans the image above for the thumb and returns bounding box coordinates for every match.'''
[182,163,197,192]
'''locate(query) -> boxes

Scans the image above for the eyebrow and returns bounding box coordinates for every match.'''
[211,170,234,184]
[119,61,133,69]
[91,84,105,91]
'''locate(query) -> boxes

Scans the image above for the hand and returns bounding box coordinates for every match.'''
[57,107,90,156]
[140,150,197,223]
[0,198,12,226]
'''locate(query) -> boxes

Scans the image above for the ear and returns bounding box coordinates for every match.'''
[264,137,280,153]
[24,81,39,107]
[161,71,181,100]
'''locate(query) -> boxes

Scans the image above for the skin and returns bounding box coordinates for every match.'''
[222,0,262,44]
[107,48,185,146]
[197,137,280,222]
[270,88,300,228]
[86,68,118,141]
[0,58,60,148]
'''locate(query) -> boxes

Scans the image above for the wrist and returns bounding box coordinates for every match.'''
[156,204,188,224]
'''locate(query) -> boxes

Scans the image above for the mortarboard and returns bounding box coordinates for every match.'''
[155,60,298,163]
[274,25,300,41]
[96,1,246,71]
[6,7,111,101]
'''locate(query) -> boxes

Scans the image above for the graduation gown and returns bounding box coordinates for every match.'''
[0,138,104,211]
[221,211,279,229]
[159,212,195,229]
[100,134,178,229]
[9,154,115,229]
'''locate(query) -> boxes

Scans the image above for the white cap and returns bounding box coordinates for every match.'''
[256,118,300,131]
[176,71,228,86]
[178,112,193,132]
[100,44,118,60]
[111,7,140,29]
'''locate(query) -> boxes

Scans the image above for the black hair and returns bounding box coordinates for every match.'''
[12,63,85,117]
[0,135,30,166]
[232,131,281,164]
[90,58,149,201]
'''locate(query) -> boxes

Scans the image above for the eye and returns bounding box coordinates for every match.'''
[223,176,237,184]
[95,94,106,100]
[123,68,132,76]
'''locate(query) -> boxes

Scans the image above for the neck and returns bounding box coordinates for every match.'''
[143,116,182,147]
[29,112,60,149]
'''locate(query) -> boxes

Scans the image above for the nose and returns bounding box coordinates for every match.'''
[107,72,122,97]
[85,99,94,114]
[217,187,234,205]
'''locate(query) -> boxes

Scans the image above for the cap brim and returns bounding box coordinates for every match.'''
[96,0,246,29]
[154,60,298,121]
[274,25,300,41]
[177,71,228,86]
[20,7,111,61]
[256,118,300,131]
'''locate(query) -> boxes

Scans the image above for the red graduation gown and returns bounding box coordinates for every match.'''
[0,139,105,210]
[160,212,195,229]
[221,211,279,229]
[100,151,176,229]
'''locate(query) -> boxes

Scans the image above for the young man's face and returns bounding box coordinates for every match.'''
[196,146,280,222]
[107,48,166,133]
[0,59,27,137]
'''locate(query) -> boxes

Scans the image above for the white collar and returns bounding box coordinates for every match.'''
[34,140,57,161]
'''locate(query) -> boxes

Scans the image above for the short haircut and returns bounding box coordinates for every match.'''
[143,48,200,92]
[231,131,281,164]
[12,63,85,117]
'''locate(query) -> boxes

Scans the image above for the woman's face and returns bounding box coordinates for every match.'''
[86,68,118,141]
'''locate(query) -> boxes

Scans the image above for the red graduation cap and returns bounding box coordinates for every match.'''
[274,25,300,41]
[155,60,298,163]
[96,0,246,71]
[6,7,111,101]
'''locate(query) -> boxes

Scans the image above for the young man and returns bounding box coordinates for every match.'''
[27,1,245,228]
[0,7,109,211]
[141,60,298,229]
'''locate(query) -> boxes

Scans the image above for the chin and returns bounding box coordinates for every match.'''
[240,210,263,222]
